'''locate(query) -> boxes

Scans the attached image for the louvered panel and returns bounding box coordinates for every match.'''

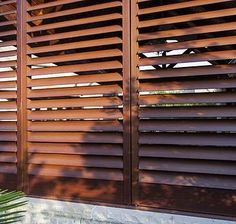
[26,0,127,204]
[0,0,17,190]
[134,0,236,216]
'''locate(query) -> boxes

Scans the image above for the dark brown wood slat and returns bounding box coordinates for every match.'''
[28,121,123,132]
[0,40,16,48]
[138,0,233,15]
[140,78,236,92]
[0,71,16,78]
[0,112,17,120]
[28,73,122,87]
[0,61,17,68]
[28,142,123,156]
[29,84,122,98]
[28,1,122,22]
[0,91,17,99]
[0,81,16,89]
[139,133,236,147]
[28,96,122,109]
[140,159,236,176]
[0,101,16,110]
[0,20,16,27]
[0,50,16,58]
[139,145,236,161]
[28,13,122,33]
[28,165,123,181]
[28,25,122,44]
[0,152,17,163]
[140,64,236,79]
[0,10,16,17]
[28,37,122,54]
[28,49,122,65]
[0,132,17,142]
[139,8,236,28]
[0,0,16,7]
[0,122,17,131]
[28,132,123,144]
[139,36,236,53]
[139,171,236,190]
[139,92,236,105]
[28,0,83,11]
[140,106,236,119]
[28,108,123,120]
[0,142,17,152]
[138,21,236,41]
[28,154,123,169]
[29,61,122,76]
[0,164,17,174]
[139,120,236,132]
[139,50,236,66]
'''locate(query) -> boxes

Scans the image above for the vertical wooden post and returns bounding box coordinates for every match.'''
[16,0,28,193]
[122,0,131,205]
[130,0,139,206]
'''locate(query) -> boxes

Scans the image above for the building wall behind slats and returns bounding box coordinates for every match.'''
[0,0,235,218]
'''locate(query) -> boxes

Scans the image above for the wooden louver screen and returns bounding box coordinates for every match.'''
[0,0,17,190]
[0,0,236,218]
[25,0,130,204]
[133,0,236,216]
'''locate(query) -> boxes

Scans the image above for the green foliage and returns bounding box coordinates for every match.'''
[0,190,27,224]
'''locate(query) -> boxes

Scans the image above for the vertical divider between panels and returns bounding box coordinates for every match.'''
[16,0,28,193]
[130,0,139,206]
[122,0,131,205]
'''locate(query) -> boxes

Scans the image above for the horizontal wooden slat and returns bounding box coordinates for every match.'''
[140,159,236,175]
[0,101,16,110]
[0,0,16,7]
[139,120,236,132]
[29,85,122,98]
[140,171,236,190]
[28,154,123,169]
[138,21,236,41]
[139,36,236,53]
[28,37,122,54]
[28,132,123,144]
[139,50,236,66]
[28,143,123,156]
[0,132,17,141]
[139,92,236,105]
[0,164,17,174]
[28,25,122,44]
[28,49,122,65]
[28,121,123,132]
[0,111,17,120]
[0,142,16,152]
[28,13,122,32]
[138,0,233,15]
[28,96,122,109]
[29,61,122,76]
[139,133,236,147]
[140,78,236,92]
[140,106,236,119]
[0,71,16,78]
[139,64,236,79]
[28,108,123,120]
[28,165,123,181]
[0,152,16,163]
[139,8,236,28]
[139,145,236,161]
[0,81,16,89]
[28,0,83,11]
[28,73,122,87]
[0,121,16,131]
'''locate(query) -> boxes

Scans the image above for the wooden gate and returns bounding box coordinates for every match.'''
[0,0,235,218]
